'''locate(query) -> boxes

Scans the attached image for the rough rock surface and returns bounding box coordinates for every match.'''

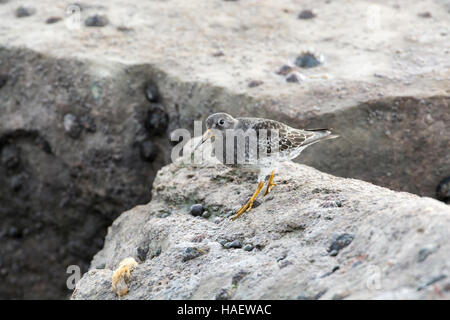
[73,154,450,299]
[0,0,449,299]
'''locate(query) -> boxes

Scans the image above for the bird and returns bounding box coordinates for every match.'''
[194,112,338,220]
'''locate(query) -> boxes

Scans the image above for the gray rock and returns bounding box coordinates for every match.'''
[73,160,450,299]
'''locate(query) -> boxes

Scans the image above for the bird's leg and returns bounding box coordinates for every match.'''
[232,181,265,220]
[263,170,277,196]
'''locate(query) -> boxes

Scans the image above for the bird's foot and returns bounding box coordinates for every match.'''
[232,181,264,220]
[232,200,254,221]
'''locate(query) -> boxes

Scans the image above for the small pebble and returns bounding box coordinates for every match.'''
[276,65,294,75]
[418,12,432,18]
[137,246,149,262]
[243,244,254,251]
[298,10,316,20]
[190,204,204,217]
[417,248,434,262]
[212,51,225,57]
[276,252,287,262]
[182,247,207,262]
[46,17,62,24]
[248,80,263,88]
[224,240,242,249]
[328,233,354,256]
[85,14,108,27]
[295,52,321,68]
[15,6,35,18]
[286,73,300,83]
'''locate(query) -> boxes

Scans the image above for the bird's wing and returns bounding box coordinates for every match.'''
[249,119,332,153]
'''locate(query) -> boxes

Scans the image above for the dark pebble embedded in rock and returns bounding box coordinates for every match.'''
[212,51,225,57]
[182,247,207,262]
[145,83,160,103]
[1,145,21,170]
[328,233,354,256]
[140,140,158,162]
[225,240,242,249]
[85,14,109,27]
[417,248,434,262]
[15,6,35,18]
[248,80,263,88]
[0,74,7,88]
[276,65,294,75]
[144,107,169,136]
[286,73,300,83]
[436,176,450,203]
[321,265,340,278]
[46,17,62,24]
[137,246,149,262]
[295,53,321,68]
[190,204,204,216]
[64,114,82,139]
[298,10,316,19]
[418,12,432,18]
[276,252,287,262]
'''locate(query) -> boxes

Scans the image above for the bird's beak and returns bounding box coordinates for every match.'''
[194,129,214,151]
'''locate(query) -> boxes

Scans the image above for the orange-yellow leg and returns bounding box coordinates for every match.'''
[232,181,265,220]
[263,170,276,196]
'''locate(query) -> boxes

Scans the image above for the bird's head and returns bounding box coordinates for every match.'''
[194,113,238,150]
[205,113,237,130]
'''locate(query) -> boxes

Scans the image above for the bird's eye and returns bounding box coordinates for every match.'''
[218,119,225,126]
